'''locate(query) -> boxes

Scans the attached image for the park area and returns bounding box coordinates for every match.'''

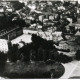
[0,34,66,79]
[0,33,80,79]
[0,61,64,79]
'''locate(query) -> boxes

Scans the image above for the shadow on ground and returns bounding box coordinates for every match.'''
[0,61,65,79]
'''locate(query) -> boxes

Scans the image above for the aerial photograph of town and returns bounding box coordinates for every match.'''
[0,0,79,79]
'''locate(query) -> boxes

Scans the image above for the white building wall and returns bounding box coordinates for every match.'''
[0,39,8,53]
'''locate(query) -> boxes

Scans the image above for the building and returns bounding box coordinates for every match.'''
[56,41,69,50]
[75,30,80,36]
[67,18,73,26]
[0,6,4,12]
[0,39,8,53]
[19,0,28,5]
[52,31,63,42]
[72,24,80,30]
[49,15,54,20]
[0,26,23,40]
[39,15,43,22]
[56,40,80,52]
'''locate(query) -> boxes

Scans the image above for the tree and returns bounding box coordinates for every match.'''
[11,1,25,10]
[35,1,39,7]
[8,44,19,62]
[75,50,80,60]
[12,17,26,27]
[63,1,70,7]
[25,6,31,15]
[58,53,72,63]
[0,52,7,63]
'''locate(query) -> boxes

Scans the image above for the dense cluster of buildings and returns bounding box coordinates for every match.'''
[0,0,79,54]
[0,0,24,40]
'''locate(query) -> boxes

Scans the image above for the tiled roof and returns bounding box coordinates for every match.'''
[66,41,78,46]
[59,40,79,46]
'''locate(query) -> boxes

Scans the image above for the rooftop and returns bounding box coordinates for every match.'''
[75,30,80,36]
[59,40,79,46]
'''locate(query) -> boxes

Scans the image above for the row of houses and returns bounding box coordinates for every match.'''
[0,26,23,40]
[56,41,80,51]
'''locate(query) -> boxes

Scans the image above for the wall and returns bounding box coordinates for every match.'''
[0,39,8,53]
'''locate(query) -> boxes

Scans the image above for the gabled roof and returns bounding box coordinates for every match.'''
[75,30,80,36]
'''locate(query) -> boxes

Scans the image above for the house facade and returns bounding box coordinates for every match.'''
[52,31,63,42]
[56,41,80,52]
